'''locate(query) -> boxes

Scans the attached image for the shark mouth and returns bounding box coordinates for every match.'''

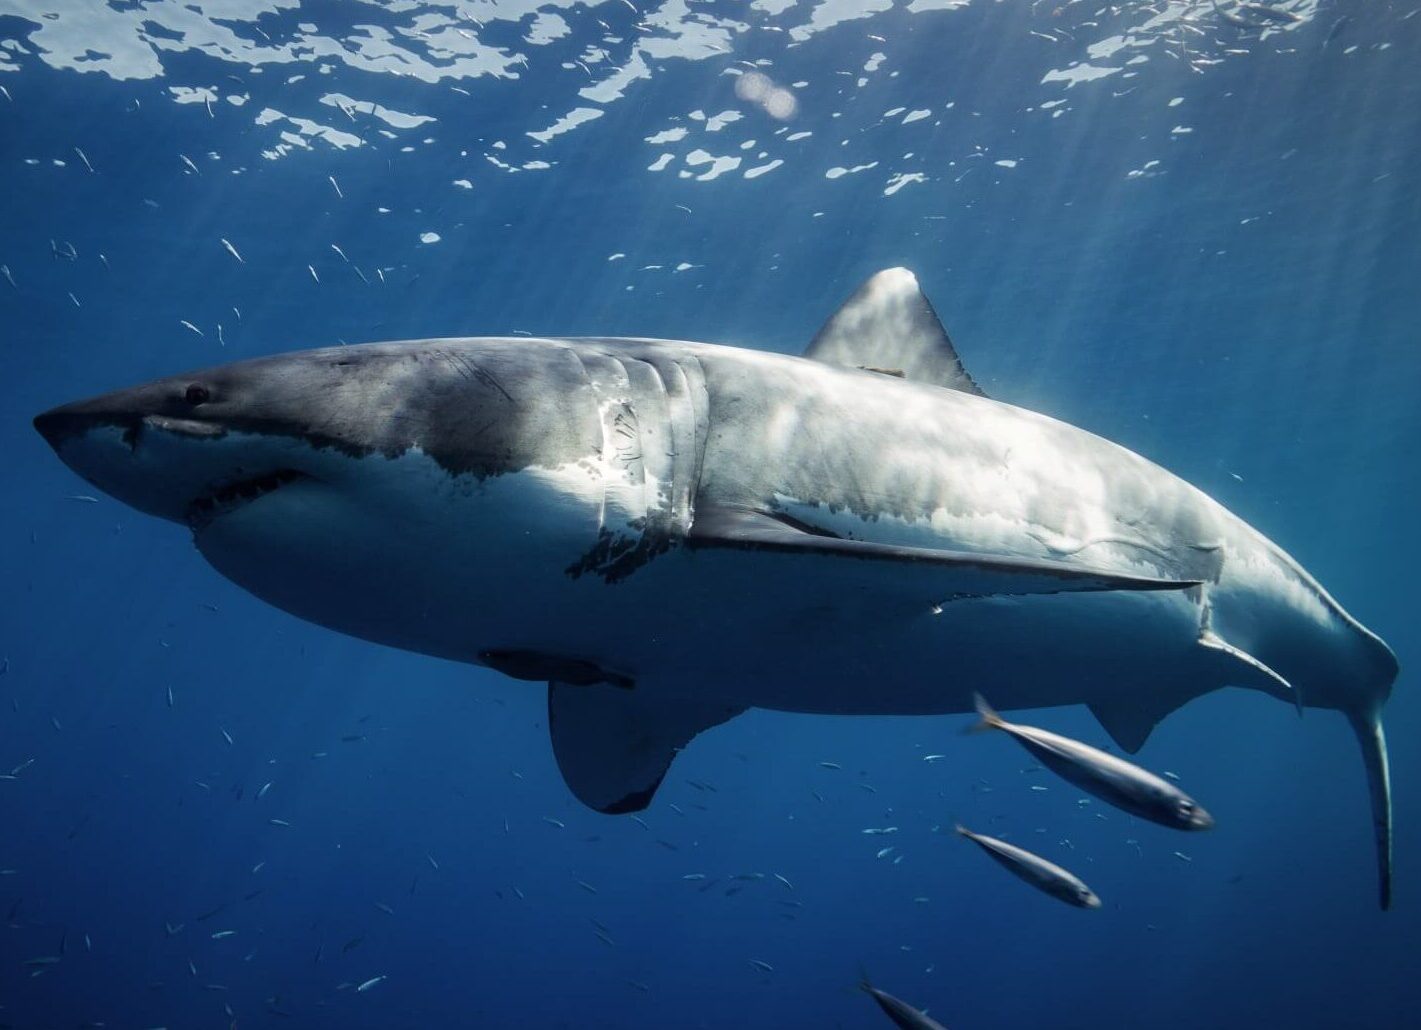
[186,469,308,530]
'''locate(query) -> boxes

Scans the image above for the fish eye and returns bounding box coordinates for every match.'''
[184,383,211,405]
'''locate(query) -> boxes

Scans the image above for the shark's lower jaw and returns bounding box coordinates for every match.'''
[186,469,309,531]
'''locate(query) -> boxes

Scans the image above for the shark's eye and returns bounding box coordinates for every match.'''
[184,383,211,405]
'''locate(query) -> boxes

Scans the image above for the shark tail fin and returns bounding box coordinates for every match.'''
[967,693,1005,734]
[1347,708,1392,910]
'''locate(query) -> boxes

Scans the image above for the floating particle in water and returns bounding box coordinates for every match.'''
[735,71,798,121]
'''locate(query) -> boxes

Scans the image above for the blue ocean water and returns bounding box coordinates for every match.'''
[2,1,1418,1027]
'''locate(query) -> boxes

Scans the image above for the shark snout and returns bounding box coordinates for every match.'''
[34,379,328,530]
[34,400,139,453]
[33,385,245,524]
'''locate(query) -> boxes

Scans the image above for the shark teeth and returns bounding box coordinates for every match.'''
[186,469,306,529]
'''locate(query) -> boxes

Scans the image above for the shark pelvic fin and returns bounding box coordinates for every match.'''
[687,506,1200,597]
[1348,709,1393,910]
[805,267,987,396]
[547,682,743,814]
[1086,697,1189,754]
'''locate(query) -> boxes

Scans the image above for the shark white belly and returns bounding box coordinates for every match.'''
[33,268,1398,907]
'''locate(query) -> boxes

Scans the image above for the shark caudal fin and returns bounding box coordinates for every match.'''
[968,693,1006,734]
[1347,710,1393,910]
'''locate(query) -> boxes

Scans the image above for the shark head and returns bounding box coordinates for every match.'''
[34,339,596,523]
[35,351,350,527]
[34,339,606,660]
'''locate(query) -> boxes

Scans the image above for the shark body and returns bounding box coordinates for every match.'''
[34,269,1397,906]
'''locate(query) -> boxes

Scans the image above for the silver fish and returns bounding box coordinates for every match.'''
[972,695,1212,830]
[956,824,1100,909]
[862,981,949,1030]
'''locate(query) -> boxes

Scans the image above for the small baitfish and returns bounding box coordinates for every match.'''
[971,695,1213,831]
[861,980,949,1030]
[956,824,1100,909]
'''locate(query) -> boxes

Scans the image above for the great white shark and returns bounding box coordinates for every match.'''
[33,268,1398,907]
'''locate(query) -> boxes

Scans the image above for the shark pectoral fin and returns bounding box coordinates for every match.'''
[687,506,1199,597]
[1197,631,1299,713]
[1087,700,1174,754]
[547,682,744,815]
[1348,710,1392,910]
[805,267,987,396]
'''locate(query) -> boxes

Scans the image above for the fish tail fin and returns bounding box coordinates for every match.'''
[967,692,1005,733]
[1347,708,1393,910]
[857,964,873,994]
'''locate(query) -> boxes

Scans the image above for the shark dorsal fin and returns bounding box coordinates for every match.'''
[804,268,986,396]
